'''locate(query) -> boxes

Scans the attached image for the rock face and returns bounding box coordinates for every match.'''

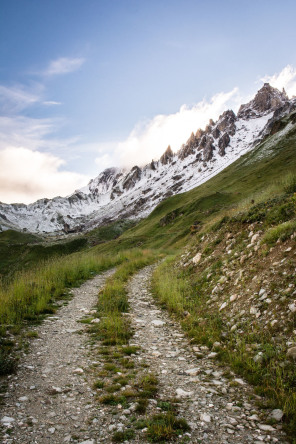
[0,84,295,234]
[237,83,289,119]
[160,145,174,165]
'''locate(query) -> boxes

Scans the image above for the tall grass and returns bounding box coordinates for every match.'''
[263,219,296,245]
[0,250,129,332]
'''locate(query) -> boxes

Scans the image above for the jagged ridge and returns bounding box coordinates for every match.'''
[1,84,295,234]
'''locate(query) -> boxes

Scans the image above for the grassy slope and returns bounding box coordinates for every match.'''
[0,220,136,279]
[0,231,88,279]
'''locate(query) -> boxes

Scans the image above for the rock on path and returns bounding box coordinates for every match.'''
[127,265,288,443]
[0,270,114,444]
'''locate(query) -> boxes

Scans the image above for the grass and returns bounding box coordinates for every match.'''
[91,249,161,346]
[0,251,123,331]
[0,230,88,279]
[146,413,190,442]
[112,429,135,443]
[263,219,296,245]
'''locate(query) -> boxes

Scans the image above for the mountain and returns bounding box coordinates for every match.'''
[0,83,295,234]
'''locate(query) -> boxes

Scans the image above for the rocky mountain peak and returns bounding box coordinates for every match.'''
[86,167,123,195]
[237,83,289,119]
[160,145,174,165]
[1,82,295,235]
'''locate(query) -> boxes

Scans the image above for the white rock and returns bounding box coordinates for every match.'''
[249,414,259,421]
[185,368,199,376]
[219,302,227,311]
[251,233,260,244]
[270,409,284,421]
[48,427,55,434]
[192,253,202,264]
[18,396,28,402]
[250,306,258,315]
[151,320,165,327]
[1,416,15,424]
[73,368,84,374]
[254,352,263,363]
[288,303,296,313]
[90,318,100,323]
[234,378,245,385]
[208,352,218,359]
[258,424,275,431]
[200,413,211,423]
[287,346,296,360]
[79,441,95,444]
[176,388,193,398]
[230,294,237,302]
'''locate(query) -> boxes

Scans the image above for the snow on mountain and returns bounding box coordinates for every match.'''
[1,84,295,234]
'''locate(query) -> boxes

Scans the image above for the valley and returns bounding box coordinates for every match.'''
[0,85,296,443]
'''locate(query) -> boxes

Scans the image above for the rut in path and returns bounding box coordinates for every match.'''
[0,265,288,444]
[0,270,115,444]
[126,265,287,444]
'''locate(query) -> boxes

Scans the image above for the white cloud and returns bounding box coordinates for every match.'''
[44,57,85,76]
[43,100,62,106]
[0,85,40,113]
[95,88,241,170]
[261,65,296,97]
[0,147,89,204]
[0,115,58,151]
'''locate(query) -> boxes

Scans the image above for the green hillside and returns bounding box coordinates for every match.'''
[97,109,296,252]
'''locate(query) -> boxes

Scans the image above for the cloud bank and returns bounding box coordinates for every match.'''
[95,88,241,170]
[0,147,88,204]
[44,57,85,76]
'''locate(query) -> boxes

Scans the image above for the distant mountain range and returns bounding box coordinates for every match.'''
[1,83,295,234]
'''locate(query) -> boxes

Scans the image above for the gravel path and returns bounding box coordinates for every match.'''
[0,265,288,443]
[127,265,288,444]
[0,270,115,444]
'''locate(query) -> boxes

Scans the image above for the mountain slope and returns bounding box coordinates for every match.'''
[0,84,295,234]
[99,107,296,252]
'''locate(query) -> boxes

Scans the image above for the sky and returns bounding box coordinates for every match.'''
[1,0,296,204]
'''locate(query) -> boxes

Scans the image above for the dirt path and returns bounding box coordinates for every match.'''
[127,265,288,443]
[1,265,288,443]
[0,270,115,444]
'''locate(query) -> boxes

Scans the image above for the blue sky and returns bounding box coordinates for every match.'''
[1,0,296,203]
